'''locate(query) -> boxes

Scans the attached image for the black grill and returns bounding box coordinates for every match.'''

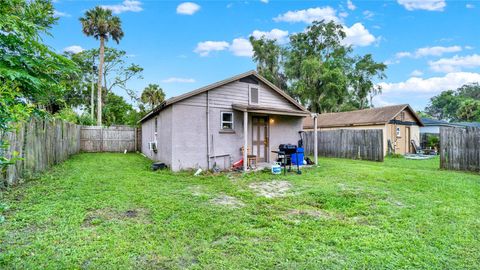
[278,144,297,155]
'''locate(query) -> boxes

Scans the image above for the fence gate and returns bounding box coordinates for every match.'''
[80,126,137,152]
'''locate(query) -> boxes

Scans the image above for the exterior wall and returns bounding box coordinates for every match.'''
[387,123,420,155]
[141,106,173,166]
[161,79,304,171]
[269,115,304,161]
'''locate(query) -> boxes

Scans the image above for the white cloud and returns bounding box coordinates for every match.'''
[466,3,475,9]
[410,70,424,77]
[396,45,462,59]
[54,10,70,17]
[274,7,377,47]
[429,54,480,73]
[273,7,341,24]
[342,23,376,47]
[363,10,374,19]
[395,51,412,58]
[415,46,462,57]
[229,38,253,57]
[194,41,230,56]
[339,12,349,18]
[378,72,480,94]
[251,29,289,43]
[347,0,356,11]
[63,45,84,54]
[176,2,200,15]
[162,77,196,83]
[397,0,446,11]
[102,0,143,14]
[260,0,269,3]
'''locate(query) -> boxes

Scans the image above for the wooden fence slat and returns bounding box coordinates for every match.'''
[440,126,480,172]
[80,126,136,152]
[304,129,383,162]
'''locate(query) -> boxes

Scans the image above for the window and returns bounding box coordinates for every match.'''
[221,112,234,130]
[154,117,158,134]
[396,127,401,137]
[249,87,259,104]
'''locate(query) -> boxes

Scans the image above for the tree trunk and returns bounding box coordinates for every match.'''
[96,37,105,126]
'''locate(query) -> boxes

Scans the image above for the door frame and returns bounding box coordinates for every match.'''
[251,115,269,162]
[405,126,411,153]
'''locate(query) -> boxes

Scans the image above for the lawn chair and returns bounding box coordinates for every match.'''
[240,146,257,169]
[410,140,425,154]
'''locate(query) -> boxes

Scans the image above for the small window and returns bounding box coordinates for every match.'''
[400,112,405,121]
[221,112,234,130]
[154,117,158,133]
[396,127,401,137]
[249,87,259,104]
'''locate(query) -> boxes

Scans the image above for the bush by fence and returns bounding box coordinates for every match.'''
[440,126,480,172]
[304,129,384,162]
[0,118,80,186]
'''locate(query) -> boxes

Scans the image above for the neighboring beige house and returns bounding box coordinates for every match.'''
[303,104,424,155]
[139,70,310,171]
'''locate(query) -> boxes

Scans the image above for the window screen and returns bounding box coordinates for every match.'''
[221,112,234,129]
[250,87,259,104]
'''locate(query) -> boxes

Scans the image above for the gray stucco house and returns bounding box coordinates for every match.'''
[139,70,310,171]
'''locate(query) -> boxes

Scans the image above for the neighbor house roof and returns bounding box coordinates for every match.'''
[303,104,424,129]
[139,70,308,123]
[421,118,456,127]
[452,122,480,128]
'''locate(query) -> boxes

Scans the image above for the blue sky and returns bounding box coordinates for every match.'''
[49,0,480,111]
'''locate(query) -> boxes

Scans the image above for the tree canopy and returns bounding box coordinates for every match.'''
[250,20,386,113]
[425,83,480,122]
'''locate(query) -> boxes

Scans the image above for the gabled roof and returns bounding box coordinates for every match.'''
[139,70,308,123]
[303,104,424,129]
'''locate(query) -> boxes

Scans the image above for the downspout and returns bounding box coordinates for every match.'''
[206,91,210,170]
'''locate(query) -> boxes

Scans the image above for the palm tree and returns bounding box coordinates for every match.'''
[80,7,124,126]
[141,84,166,110]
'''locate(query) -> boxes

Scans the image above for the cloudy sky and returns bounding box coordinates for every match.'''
[51,0,479,111]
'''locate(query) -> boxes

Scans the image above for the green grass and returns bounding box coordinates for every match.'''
[1,153,479,269]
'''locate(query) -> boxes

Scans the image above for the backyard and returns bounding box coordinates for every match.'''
[0,153,479,269]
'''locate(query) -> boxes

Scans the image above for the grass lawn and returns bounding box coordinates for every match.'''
[1,153,479,269]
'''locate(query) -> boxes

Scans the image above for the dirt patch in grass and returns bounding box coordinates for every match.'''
[82,207,150,227]
[210,194,245,209]
[189,186,205,197]
[288,209,334,219]
[249,180,292,198]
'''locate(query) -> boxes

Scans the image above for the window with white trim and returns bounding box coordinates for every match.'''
[221,112,234,130]
[396,127,401,137]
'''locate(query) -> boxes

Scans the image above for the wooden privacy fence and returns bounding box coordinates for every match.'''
[80,125,137,152]
[440,126,480,172]
[304,129,384,162]
[0,118,80,186]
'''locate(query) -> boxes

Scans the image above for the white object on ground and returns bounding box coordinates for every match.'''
[194,168,203,176]
[124,149,127,154]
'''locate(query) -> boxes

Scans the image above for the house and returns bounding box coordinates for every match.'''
[419,118,457,148]
[139,70,310,171]
[420,117,457,134]
[303,104,424,155]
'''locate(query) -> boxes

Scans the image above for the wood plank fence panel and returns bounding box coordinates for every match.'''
[304,129,384,162]
[440,126,480,172]
[80,126,136,152]
[0,118,81,186]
